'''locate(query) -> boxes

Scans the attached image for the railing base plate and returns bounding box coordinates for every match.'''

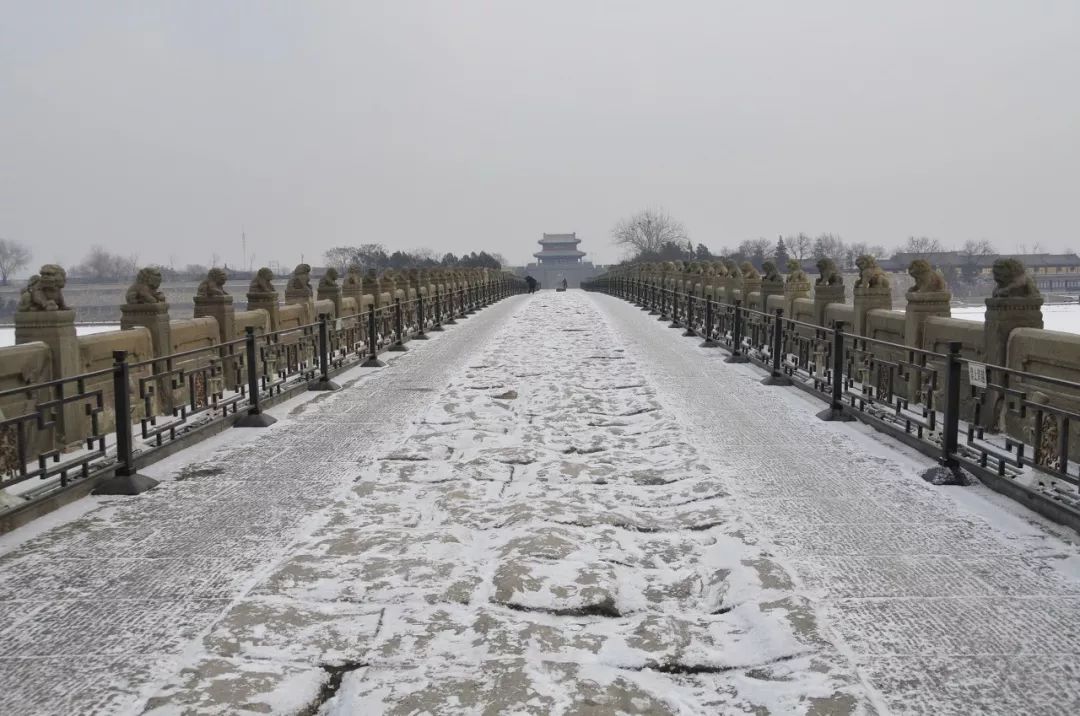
[682,328,696,337]
[388,345,408,352]
[761,374,793,386]
[700,339,720,348]
[724,355,750,364]
[920,464,970,486]
[412,333,430,340]
[234,412,278,428]
[429,325,445,332]
[308,379,341,391]
[816,407,855,422]
[92,472,159,496]
[361,357,386,368]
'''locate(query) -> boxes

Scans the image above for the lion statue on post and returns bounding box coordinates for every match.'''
[344,265,363,289]
[855,255,890,289]
[991,258,1039,298]
[17,264,69,312]
[785,259,808,285]
[125,267,167,304]
[248,267,276,295]
[318,267,339,291]
[196,267,229,298]
[906,259,947,294]
[815,258,843,286]
[761,260,782,284]
[723,259,742,279]
[287,263,313,295]
[739,261,761,280]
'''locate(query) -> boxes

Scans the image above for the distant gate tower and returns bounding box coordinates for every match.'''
[525,232,600,289]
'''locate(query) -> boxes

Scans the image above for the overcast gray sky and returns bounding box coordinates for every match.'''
[2,1,1078,272]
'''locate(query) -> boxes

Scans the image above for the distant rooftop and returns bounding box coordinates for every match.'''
[886,251,1080,270]
[540,233,581,245]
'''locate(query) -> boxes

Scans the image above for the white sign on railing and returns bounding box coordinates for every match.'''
[968,361,987,388]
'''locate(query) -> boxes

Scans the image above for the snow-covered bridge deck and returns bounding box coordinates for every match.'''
[2,291,1079,715]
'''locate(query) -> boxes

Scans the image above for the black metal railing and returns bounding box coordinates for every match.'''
[0,278,526,511]
[588,277,1080,499]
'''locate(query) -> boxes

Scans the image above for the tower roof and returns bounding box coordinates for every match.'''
[540,233,580,245]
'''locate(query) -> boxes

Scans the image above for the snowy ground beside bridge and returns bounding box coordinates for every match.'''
[1,291,1079,715]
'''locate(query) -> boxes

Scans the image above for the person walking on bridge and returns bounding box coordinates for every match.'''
[525,275,538,293]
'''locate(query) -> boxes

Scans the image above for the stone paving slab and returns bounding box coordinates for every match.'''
[596,292,1080,715]
[5,290,1080,713]
[0,296,525,716]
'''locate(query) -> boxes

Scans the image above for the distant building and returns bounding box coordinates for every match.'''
[883,252,1080,292]
[524,233,601,289]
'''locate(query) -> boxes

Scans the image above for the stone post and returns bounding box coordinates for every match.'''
[13,267,84,446]
[760,274,785,314]
[982,259,1044,429]
[342,266,365,317]
[783,266,812,320]
[813,285,845,326]
[852,287,892,336]
[905,289,953,345]
[316,268,342,318]
[192,269,234,343]
[121,268,173,413]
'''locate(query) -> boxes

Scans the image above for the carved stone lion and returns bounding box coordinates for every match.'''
[991,258,1040,298]
[740,261,761,280]
[785,259,808,285]
[196,267,229,298]
[125,267,167,304]
[286,263,312,295]
[906,259,947,293]
[712,261,729,277]
[248,267,276,294]
[723,259,742,279]
[815,258,843,286]
[344,265,363,288]
[855,255,890,289]
[17,264,69,312]
[318,267,339,290]
[761,260,782,284]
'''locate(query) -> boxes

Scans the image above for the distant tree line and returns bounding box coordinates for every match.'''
[609,209,1062,295]
[323,244,506,273]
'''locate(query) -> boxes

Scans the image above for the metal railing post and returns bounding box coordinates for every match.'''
[940,341,962,468]
[431,288,444,331]
[682,293,696,337]
[234,327,279,426]
[414,294,429,339]
[94,350,160,494]
[701,297,718,347]
[389,298,408,351]
[669,290,682,328]
[761,309,792,386]
[362,304,385,366]
[817,321,854,421]
[725,300,749,363]
[308,314,340,390]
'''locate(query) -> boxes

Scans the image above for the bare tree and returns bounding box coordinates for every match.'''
[737,237,773,268]
[0,238,32,285]
[962,239,995,256]
[70,245,138,282]
[903,236,944,255]
[812,233,845,261]
[611,207,688,256]
[786,233,813,260]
